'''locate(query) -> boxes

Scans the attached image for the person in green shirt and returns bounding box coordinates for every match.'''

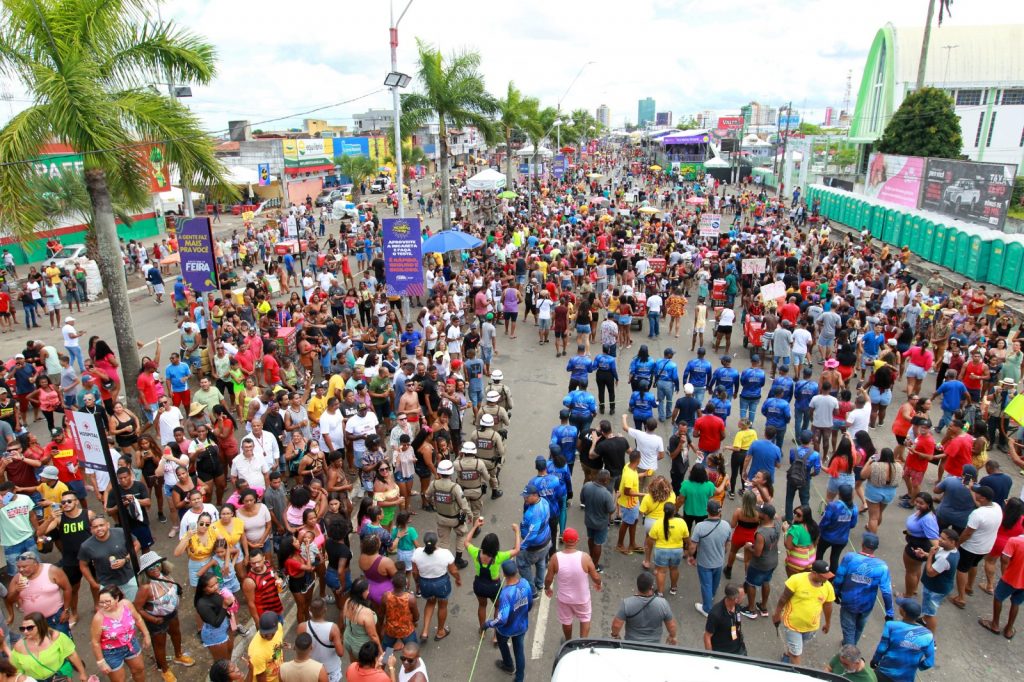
[678,463,716,531]
[368,368,394,430]
[826,644,877,682]
[465,517,521,631]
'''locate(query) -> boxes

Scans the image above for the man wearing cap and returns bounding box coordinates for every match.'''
[870,599,934,682]
[931,369,970,432]
[683,347,712,405]
[985,377,1017,453]
[468,412,505,499]
[249,612,285,682]
[671,383,701,430]
[454,442,490,526]
[833,532,895,646]
[544,526,601,640]
[7,550,73,635]
[761,389,792,450]
[772,558,835,665]
[792,366,818,444]
[425,459,471,568]
[517,483,552,593]
[949,483,1002,609]
[529,456,565,549]
[484,560,534,682]
[61,316,85,372]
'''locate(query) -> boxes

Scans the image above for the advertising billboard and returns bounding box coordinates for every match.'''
[920,158,1017,228]
[282,138,335,168]
[717,116,744,131]
[381,218,424,296]
[863,153,925,209]
[177,217,219,292]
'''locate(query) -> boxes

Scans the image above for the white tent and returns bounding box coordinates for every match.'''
[222,165,277,185]
[514,145,553,159]
[703,156,731,169]
[466,168,507,191]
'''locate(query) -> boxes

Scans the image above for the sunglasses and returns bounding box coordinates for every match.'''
[19,625,35,632]
[60,499,75,505]
[401,657,417,663]
[198,522,210,527]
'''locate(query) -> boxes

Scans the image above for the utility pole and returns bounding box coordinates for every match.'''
[776,100,793,197]
[156,3,194,219]
[390,0,414,222]
[916,0,937,90]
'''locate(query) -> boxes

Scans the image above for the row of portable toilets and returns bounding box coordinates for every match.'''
[805,184,1024,294]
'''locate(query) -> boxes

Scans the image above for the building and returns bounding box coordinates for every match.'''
[655,111,673,127]
[353,108,396,133]
[303,119,348,137]
[824,107,834,127]
[638,97,656,127]
[849,23,1024,166]
[596,104,611,130]
[740,101,778,128]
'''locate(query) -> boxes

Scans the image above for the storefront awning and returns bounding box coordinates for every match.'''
[284,164,334,176]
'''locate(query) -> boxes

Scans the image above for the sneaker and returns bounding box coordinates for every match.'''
[595,565,604,574]
[169,526,178,538]
[162,671,177,682]
[494,661,515,676]
[723,566,732,580]
[694,603,708,617]
[172,655,195,667]
[325,592,336,604]
[758,603,769,617]
[739,607,758,619]
[728,491,735,500]
[158,512,167,523]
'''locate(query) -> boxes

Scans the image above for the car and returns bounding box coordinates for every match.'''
[941,178,981,212]
[370,176,392,194]
[315,186,353,207]
[46,244,88,270]
[552,640,844,682]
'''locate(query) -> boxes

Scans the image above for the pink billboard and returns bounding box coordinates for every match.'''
[864,153,925,208]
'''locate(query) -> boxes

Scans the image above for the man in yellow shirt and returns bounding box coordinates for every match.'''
[32,466,69,523]
[249,614,284,682]
[44,262,61,286]
[772,559,835,665]
[615,450,645,556]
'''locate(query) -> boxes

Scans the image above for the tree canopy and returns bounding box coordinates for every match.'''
[876,87,963,159]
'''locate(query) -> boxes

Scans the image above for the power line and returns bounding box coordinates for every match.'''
[0,88,386,169]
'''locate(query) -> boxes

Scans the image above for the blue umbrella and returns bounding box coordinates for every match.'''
[421,230,483,253]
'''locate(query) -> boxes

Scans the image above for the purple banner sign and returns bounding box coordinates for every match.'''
[382,217,424,296]
[177,217,218,292]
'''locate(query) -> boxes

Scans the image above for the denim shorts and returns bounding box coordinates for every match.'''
[4,538,36,576]
[865,483,898,505]
[654,547,683,567]
[620,504,640,525]
[576,324,591,334]
[921,586,947,616]
[745,565,775,588]
[868,386,892,406]
[586,525,609,545]
[102,637,141,671]
[995,579,1024,605]
[325,567,341,591]
[419,574,452,600]
[539,318,551,330]
[781,625,814,656]
[827,473,855,494]
[905,364,926,380]
[397,549,415,567]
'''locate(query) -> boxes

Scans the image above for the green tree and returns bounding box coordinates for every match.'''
[523,103,558,192]
[338,155,379,203]
[676,117,700,130]
[383,137,428,184]
[495,82,537,186]
[0,0,231,412]
[876,87,963,159]
[796,122,824,136]
[401,40,497,231]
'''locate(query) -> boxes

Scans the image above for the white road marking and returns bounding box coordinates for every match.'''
[530,592,550,660]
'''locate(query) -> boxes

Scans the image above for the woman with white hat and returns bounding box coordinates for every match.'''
[132,552,194,682]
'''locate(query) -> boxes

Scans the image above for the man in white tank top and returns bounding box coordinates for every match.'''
[392,642,428,682]
[296,599,343,682]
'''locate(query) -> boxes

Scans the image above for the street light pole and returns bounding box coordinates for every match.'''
[390,0,414,221]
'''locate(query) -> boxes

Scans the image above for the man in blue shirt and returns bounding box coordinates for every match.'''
[550,410,579,468]
[517,483,552,593]
[709,354,740,399]
[761,388,792,449]
[683,347,712,405]
[792,366,818,444]
[833,532,894,646]
[745,428,783,484]
[464,348,486,410]
[739,355,767,423]
[563,382,598,435]
[172,275,187,318]
[931,370,970,431]
[784,430,821,522]
[145,265,165,303]
[653,349,680,423]
[628,381,657,430]
[859,323,885,379]
[709,386,731,424]
[566,344,593,391]
[591,345,618,415]
[164,352,192,408]
[400,322,423,357]
[529,456,565,549]
[769,363,795,404]
[485,560,534,682]
[870,599,934,682]
[671,384,701,429]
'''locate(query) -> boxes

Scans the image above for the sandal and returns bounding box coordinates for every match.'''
[979,618,1001,634]
[629,546,644,554]
[434,625,451,641]
[1004,627,1016,640]
[615,546,631,556]
[980,584,995,595]
[948,597,967,609]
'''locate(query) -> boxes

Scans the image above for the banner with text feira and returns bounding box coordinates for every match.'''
[863,153,924,209]
[282,138,336,168]
[177,217,219,292]
[382,218,424,296]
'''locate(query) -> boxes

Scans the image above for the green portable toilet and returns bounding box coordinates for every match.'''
[954,229,973,276]
[922,220,937,262]
[869,205,886,238]
[965,232,991,281]
[850,200,862,231]
[1009,240,1024,292]
[931,223,948,263]
[882,210,898,243]
[892,212,908,246]
[902,215,919,249]
[987,236,1006,286]
[942,229,959,270]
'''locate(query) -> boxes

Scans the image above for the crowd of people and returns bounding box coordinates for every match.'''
[0,141,1022,682]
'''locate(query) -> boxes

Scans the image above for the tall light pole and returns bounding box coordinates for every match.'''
[389,0,415,221]
[916,0,937,90]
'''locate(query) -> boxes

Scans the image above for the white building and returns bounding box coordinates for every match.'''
[596,104,611,130]
[849,23,1024,167]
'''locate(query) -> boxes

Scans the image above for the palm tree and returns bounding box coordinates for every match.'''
[523,104,558,195]
[495,82,537,187]
[383,131,428,185]
[0,0,231,412]
[338,155,379,203]
[401,39,497,231]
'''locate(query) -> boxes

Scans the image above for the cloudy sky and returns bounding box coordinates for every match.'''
[0,0,1019,133]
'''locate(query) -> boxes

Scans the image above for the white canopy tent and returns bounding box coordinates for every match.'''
[466,168,507,191]
[514,145,553,159]
[222,165,277,185]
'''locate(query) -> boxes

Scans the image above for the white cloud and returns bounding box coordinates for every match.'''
[1,0,1020,133]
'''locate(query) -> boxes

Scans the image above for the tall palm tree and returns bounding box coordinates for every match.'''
[401,39,497,231]
[523,104,558,194]
[0,0,231,412]
[383,131,428,185]
[338,155,379,203]
[495,82,537,186]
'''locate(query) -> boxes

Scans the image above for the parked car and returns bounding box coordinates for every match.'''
[47,244,88,269]
[315,186,353,207]
[370,176,392,194]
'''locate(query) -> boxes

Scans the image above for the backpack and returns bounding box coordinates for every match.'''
[787,447,811,488]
